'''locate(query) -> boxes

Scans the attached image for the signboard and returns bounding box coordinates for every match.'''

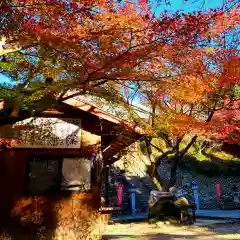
[11,117,81,148]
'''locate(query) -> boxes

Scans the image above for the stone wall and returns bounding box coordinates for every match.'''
[110,146,157,212]
[176,168,240,209]
[158,158,240,209]
[114,147,240,210]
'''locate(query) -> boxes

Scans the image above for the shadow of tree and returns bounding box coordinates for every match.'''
[179,154,240,177]
[0,193,109,240]
[0,189,69,239]
[222,142,240,158]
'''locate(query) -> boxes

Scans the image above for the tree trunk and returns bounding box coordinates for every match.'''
[10,103,19,117]
[144,138,166,191]
[169,155,179,188]
[168,111,216,188]
[151,162,166,191]
[150,110,216,190]
[169,135,198,188]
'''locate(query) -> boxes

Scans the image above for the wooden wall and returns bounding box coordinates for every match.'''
[0,122,104,239]
[0,148,108,239]
[0,106,113,238]
[0,150,28,223]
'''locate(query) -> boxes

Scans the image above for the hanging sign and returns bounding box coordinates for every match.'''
[11,117,81,148]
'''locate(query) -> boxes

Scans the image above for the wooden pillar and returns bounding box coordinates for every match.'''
[103,165,109,207]
[91,152,102,209]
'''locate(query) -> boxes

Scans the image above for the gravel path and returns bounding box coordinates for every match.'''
[103,221,240,240]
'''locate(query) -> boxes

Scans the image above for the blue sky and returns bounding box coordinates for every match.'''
[0,74,11,84]
[152,0,225,16]
[0,0,225,85]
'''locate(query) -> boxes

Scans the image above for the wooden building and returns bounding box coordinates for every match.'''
[0,98,144,239]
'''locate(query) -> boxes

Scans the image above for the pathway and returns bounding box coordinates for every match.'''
[103,221,240,240]
[196,210,240,219]
[111,210,240,222]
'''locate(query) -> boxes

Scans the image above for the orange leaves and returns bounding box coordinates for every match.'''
[1,1,239,146]
[153,94,240,141]
[231,6,239,17]
[156,75,215,104]
[218,56,240,86]
[93,11,146,33]
[207,6,239,36]
[154,109,204,137]
[157,110,223,140]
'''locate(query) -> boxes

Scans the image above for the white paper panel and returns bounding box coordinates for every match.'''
[61,158,91,192]
[12,117,81,148]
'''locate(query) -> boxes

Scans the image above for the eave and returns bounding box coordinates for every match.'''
[0,99,145,165]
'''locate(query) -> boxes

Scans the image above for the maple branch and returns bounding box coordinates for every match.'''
[113,81,140,93]
[178,135,198,159]
[60,91,86,102]
[159,107,217,187]
[83,34,173,84]
[145,139,164,154]
[91,79,109,88]
[156,132,173,149]
[128,84,139,105]
[176,136,184,154]
[84,48,135,84]
[0,36,34,56]
[103,74,184,82]
[1,3,57,8]
[162,100,172,110]
[199,0,206,9]
[60,79,109,101]
[129,29,134,48]
[89,26,150,37]
[58,89,69,101]
[155,148,177,168]
[40,43,90,76]
[177,108,216,159]
[100,86,153,117]
[0,46,23,56]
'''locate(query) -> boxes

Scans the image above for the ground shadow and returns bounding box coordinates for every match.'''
[0,189,73,239]
[179,154,240,177]
[222,142,240,158]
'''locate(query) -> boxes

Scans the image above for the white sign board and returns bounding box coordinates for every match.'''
[12,117,81,148]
